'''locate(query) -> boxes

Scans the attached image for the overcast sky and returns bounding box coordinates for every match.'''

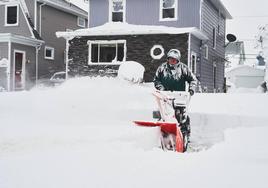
[71,0,268,62]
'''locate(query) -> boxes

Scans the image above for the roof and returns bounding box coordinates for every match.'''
[210,0,232,19]
[56,22,209,40]
[37,0,88,19]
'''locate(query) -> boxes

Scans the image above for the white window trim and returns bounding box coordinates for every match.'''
[159,0,178,21]
[190,51,197,74]
[87,40,127,65]
[204,44,208,59]
[44,46,55,60]
[77,17,86,28]
[5,4,19,27]
[109,0,126,22]
[150,45,165,60]
[213,27,217,49]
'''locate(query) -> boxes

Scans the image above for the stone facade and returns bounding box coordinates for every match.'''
[69,34,189,82]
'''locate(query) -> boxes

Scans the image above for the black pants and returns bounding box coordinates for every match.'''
[175,107,191,136]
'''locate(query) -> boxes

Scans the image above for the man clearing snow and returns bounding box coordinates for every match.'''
[153,49,197,144]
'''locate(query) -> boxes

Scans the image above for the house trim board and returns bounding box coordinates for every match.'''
[0,33,44,47]
[7,41,11,91]
[87,39,127,65]
[187,33,191,67]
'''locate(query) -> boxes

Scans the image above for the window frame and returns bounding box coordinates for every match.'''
[159,0,178,21]
[189,51,197,74]
[44,46,55,60]
[204,44,209,59]
[77,17,86,28]
[212,27,217,49]
[88,40,127,65]
[109,0,126,22]
[5,4,19,26]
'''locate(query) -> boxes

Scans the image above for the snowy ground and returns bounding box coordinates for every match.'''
[0,77,268,188]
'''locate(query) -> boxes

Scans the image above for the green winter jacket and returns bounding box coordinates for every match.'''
[154,62,197,92]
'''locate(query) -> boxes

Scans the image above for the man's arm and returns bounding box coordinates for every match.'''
[184,66,197,95]
[153,67,165,91]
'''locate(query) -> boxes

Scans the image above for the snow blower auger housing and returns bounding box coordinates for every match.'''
[134,90,191,152]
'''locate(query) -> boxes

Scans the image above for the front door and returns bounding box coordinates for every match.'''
[14,51,25,90]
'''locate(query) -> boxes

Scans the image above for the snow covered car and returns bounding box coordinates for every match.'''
[37,72,67,87]
[49,71,66,85]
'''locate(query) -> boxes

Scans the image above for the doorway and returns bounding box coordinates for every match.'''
[13,50,26,90]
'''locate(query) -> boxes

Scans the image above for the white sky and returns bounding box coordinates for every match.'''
[221,0,268,63]
[71,0,268,64]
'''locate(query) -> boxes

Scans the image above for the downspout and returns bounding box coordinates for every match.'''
[65,39,69,80]
[7,41,11,91]
[88,0,90,28]
[39,2,46,36]
[35,44,41,85]
[187,33,191,67]
[34,0,37,30]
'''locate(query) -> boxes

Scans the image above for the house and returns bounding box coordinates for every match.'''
[0,0,88,91]
[225,41,246,66]
[57,0,232,92]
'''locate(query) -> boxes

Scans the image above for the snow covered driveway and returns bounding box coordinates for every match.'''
[0,78,268,188]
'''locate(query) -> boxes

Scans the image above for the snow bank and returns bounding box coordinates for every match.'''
[1,77,268,188]
[117,61,145,83]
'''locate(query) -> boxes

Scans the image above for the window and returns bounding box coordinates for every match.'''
[160,0,178,21]
[88,40,126,64]
[204,44,208,59]
[109,0,125,22]
[44,46,55,60]
[5,5,19,26]
[77,17,86,28]
[212,27,216,49]
[189,52,197,74]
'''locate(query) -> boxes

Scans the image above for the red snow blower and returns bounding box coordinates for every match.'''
[134,91,191,152]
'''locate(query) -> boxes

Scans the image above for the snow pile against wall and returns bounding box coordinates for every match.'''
[118,61,145,83]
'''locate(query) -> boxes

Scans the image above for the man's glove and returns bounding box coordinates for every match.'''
[189,89,194,96]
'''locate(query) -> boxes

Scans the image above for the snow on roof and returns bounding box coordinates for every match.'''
[56,22,208,40]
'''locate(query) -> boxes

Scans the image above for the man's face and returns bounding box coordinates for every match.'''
[168,58,178,65]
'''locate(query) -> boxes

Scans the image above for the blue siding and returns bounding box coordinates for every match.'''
[200,0,226,92]
[89,0,109,27]
[89,0,201,28]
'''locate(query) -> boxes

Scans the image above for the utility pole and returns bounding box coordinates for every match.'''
[257,25,268,81]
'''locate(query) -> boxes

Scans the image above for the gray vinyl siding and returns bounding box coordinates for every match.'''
[190,34,202,77]
[0,43,8,59]
[10,43,36,90]
[24,0,35,24]
[200,0,226,92]
[0,4,32,38]
[89,0,201,28]
[36,4,87,78]
[89,0,109,27]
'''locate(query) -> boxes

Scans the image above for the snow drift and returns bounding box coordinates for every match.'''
[0,77,268,188]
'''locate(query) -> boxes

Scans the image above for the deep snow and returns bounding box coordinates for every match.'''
[0,77,268,188]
